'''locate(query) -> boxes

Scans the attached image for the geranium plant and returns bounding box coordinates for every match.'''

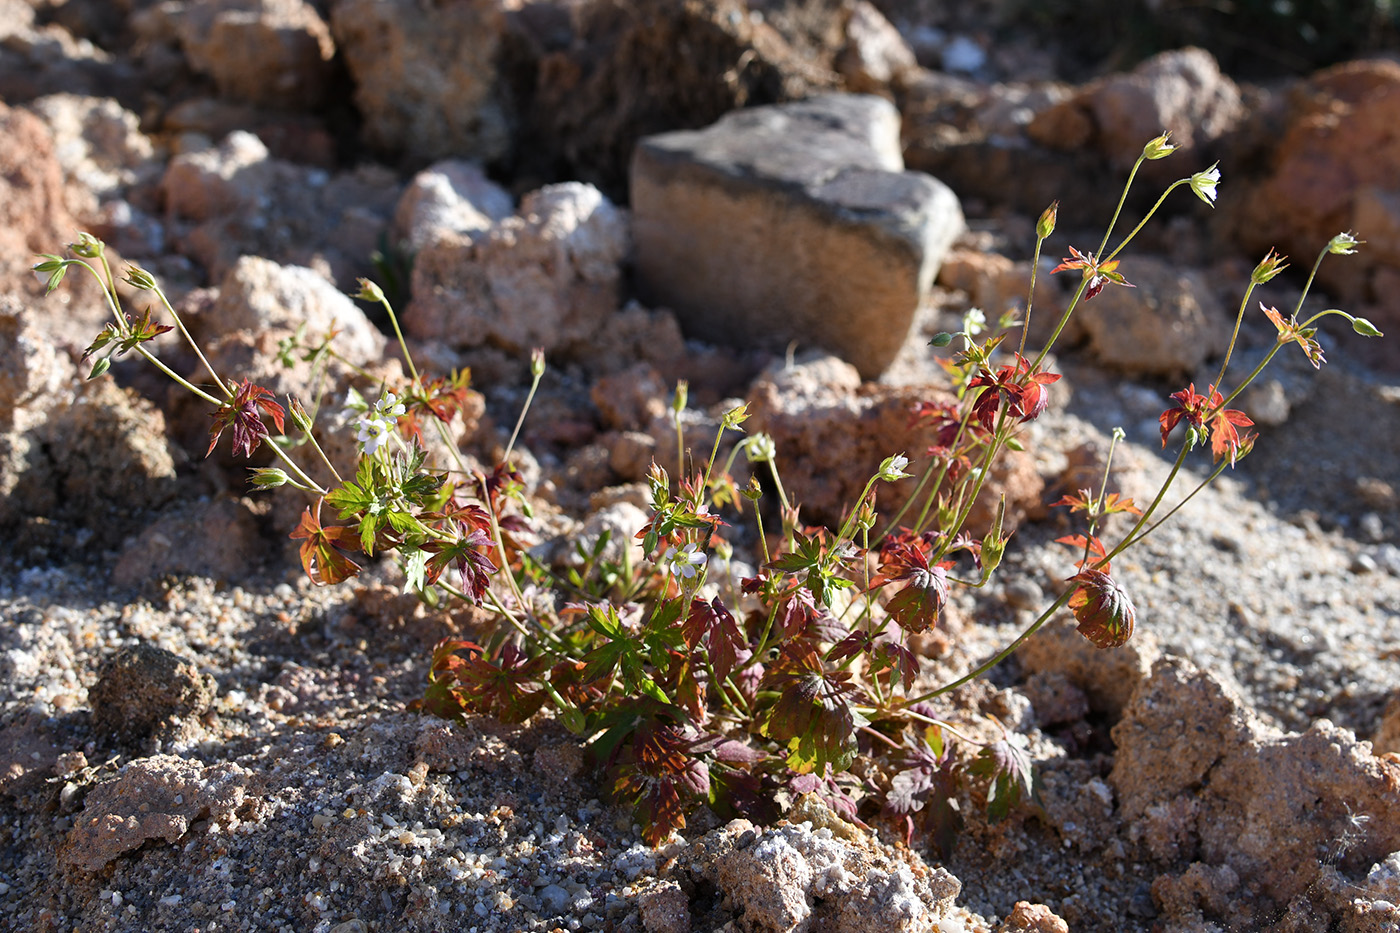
[37,131,1383,847]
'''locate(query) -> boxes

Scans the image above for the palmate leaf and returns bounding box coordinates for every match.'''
[207,379,286,459]
[681,596,746,682]
[439,640,547,724]
[289,500,361,585]
[969,735,1041,823]
[761,646,867,774]
[424,529,498,602]
[612,718,711,846]
[885,727,962,858]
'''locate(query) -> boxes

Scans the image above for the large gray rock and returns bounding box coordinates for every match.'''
[632,94,964,379]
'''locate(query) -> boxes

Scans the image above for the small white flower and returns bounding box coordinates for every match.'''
[355,391,406,456]
[1189,164,1220,206]
[1327,232,1362,255]
[660,543,707,580]
[878,453,912,482]
[963,308,986,337]
[745,433,777,464]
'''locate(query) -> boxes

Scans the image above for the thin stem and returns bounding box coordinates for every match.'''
[1104,179,1188,263]
[1210,281,1258,397]
[377,295,420,386]
[1017,234,1047,358]
[151,284,230,399]
[1097,155,1148,259]
[503,364,544,464]
[1102,444,1191,565]
[894,708,990,747]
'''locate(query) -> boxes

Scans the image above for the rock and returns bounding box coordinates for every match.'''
[936,248,1077,349]
[406,182,628,356]
[995,901,1070,933]
[3,375,179,551]
[633,94,965,379]
[1021,670,1090,727]
[176,0,336,109]
[0,0,139,105]
[0,715,64,800]
[1027,47,1243,170]
[591,364,669,432]
[1228,60,1400,366]
[1112,657,1400,921]
[639,881,690,933]
[62,755,260,871]
[202,256,387,365]
[1017,618,1162,717]
[0,101,110,347]
[331,0,511,164]
[111,496,265,587]
[745,353,1042,533]
[161,130,401,288]
[392,160,515,252]
[506,0,841,200]
[691,805,963,933]
[88,643,217,746]
[1375,693,1400,756]
[1075,256,1229,377]
[27,94,160,223]
[835,2,918,95]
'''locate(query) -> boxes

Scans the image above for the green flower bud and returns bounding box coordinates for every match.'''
[1036,200,1059,238]
[249,467,291,489]
[68,232,104,258]
[530,347,546,378]
[928,332,954,348]
[124,265,157,290]
[354,278,385,303]
[1328,232,1362,255]
[87,356,111,380]
[1250,249,1289,285]
[1352,317,1383,337]
[1142,132,1176,160]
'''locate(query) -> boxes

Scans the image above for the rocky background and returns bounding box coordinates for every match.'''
[2,1,1400,931]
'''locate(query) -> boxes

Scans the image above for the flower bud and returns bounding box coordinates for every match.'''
[745,433,776,464]
[530,347,546,378]
[721,401,750,431]
[1250,249,1288,285]
[670,380,688,415]
[68,232,104,258]
[928,332,954,348]
[33,255,67,294]
[1036,200,1059,238]
[1142,132,1176,160]
[249,467,291,489]
[289,397,314,433]
[877,452,912,483]
[124,265,157,290]
[1352,317,1384,337]
[1327,232,1362,255]
[354,278,385,303]
[87,356,111,380]
[742,475,763,501]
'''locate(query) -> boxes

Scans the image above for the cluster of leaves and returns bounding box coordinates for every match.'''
[38,131,1383,850]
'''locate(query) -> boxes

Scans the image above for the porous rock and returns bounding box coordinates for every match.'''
[62,754,259,872]
[203,255,387,365]
[3,376,179,547]
[1112,657,1400,920]
[1229,60,1400,365]
[27,93,159,221]
[111,496,264,587]
[88,643,217,745]
[507,0,842,200]
[744,353,1042,532]
[994,901,1070,933]
[161,130,401,287]
[406,182,628,356]
[632,94,965,379]
[176,0,336,109]
[392,160,515,252]
[0,101,110,347]
[1027,47,1243,169]
[1017,618,1162,717]
[1374,692,1400,756]
[1074,256,1229,377]
[331,0,510,164]
[835,1,919,95]
[689,805,962,933]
